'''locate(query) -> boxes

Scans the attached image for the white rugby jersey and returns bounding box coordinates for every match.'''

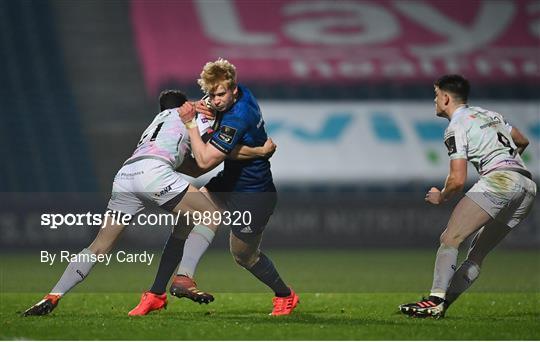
[126,109,214,169]
[444,105,528,175]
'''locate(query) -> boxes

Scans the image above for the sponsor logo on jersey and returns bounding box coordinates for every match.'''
[444,135,457,155]
[155,184,172,197]
[119,171,144,179]
[217,125,237,144]
[480,116,502,129]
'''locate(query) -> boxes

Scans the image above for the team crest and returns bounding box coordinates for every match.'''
[217,126,237,144]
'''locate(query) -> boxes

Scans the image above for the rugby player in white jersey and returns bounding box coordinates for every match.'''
[399,75,536,318]
[23,90,275,316]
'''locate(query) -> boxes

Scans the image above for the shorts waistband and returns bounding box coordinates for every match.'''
[123,155,173,167]
[486,167,532,180]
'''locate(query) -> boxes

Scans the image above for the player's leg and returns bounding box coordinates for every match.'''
[176,186,220,279]
[431,196,492,298]
[229,231,298,315]
[446,220,511,305]
[130,184,219,315]
[399,196,491,318]
[23,163,143,316]
[167,179,228,304]
[129,215,190,316]
[23,216,127,316]
[229,232,288,293]
[146,184,218,293]
[447,175,536,306]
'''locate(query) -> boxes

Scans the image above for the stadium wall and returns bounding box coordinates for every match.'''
[1,191,538,250]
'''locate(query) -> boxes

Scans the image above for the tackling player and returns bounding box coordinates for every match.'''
[23,90,274,316]
[131,58,299,316]
[399,75,536,318]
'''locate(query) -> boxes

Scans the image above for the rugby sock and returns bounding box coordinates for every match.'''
[177,225,215,278]
[246,253,290,297]
[50,248,96,296]
[430,244,458,300]
[150,234,185,295]
[446,259,480,305]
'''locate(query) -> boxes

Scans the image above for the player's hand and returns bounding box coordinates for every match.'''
[261,138,277,158]
[425,187,442,205]
[178,102,196,124]
[195,100,216,120]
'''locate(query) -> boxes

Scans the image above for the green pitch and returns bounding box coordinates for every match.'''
[1,250,539,340]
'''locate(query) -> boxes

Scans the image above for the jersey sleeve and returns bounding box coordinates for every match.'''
[196,115,215,143]
[499,113,513,133]
[444,123,467,160]
[209,115,249,154]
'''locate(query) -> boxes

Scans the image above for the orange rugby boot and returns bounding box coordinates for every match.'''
[128,291,167,316]
[270,288,299,316]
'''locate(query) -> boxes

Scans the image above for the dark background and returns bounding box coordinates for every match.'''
[0,0,538,250]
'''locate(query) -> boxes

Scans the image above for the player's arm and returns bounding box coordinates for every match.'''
[177,138,274,177]
[426,159,467,205]
[187,127,226,169]
[510,127,529,155]
[427,124,468,205]
[440,159,467,200]
[179,102,227,169]
[176,155,213,178]
[229,138,276,160]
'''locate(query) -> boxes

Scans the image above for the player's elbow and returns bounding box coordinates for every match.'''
[196,159,212,170]
[511,128,530,150]
[453,181,465,192]
[516,139,529,150]
[448,176,465,192]
[196,156,220,170]
[193,155,211,169]
[454,179,465,190]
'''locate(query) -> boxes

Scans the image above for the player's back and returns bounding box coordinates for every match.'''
[448,106,527,175]
[127,109,211,170]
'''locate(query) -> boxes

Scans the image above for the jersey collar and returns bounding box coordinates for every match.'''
[450,105,469,122]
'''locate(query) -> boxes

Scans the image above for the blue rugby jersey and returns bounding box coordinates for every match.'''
[209,84,274,192]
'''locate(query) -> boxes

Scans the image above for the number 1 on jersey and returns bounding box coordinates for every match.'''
[137,122,164,146]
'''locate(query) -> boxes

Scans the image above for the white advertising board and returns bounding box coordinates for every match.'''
[258,101,539,184]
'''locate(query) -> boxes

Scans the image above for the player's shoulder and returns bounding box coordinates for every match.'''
[468,105,503,118]
[234,85,260,116]
[447,115,466,131]
[224,85,261,125]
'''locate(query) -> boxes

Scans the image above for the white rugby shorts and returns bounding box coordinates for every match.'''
[107,158,190,216]
[466,170,537,228]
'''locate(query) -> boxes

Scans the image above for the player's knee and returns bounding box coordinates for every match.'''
[87,244,111,256]
[440,230,464,248]
[231,250,257,268]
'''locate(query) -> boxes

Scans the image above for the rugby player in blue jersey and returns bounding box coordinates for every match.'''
[24,90,276,317]
[131,59,298,316]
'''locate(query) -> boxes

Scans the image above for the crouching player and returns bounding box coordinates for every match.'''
[23,90,273,316]
[399,75,536,318]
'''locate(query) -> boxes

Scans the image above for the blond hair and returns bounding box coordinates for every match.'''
[197,58,237,93]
